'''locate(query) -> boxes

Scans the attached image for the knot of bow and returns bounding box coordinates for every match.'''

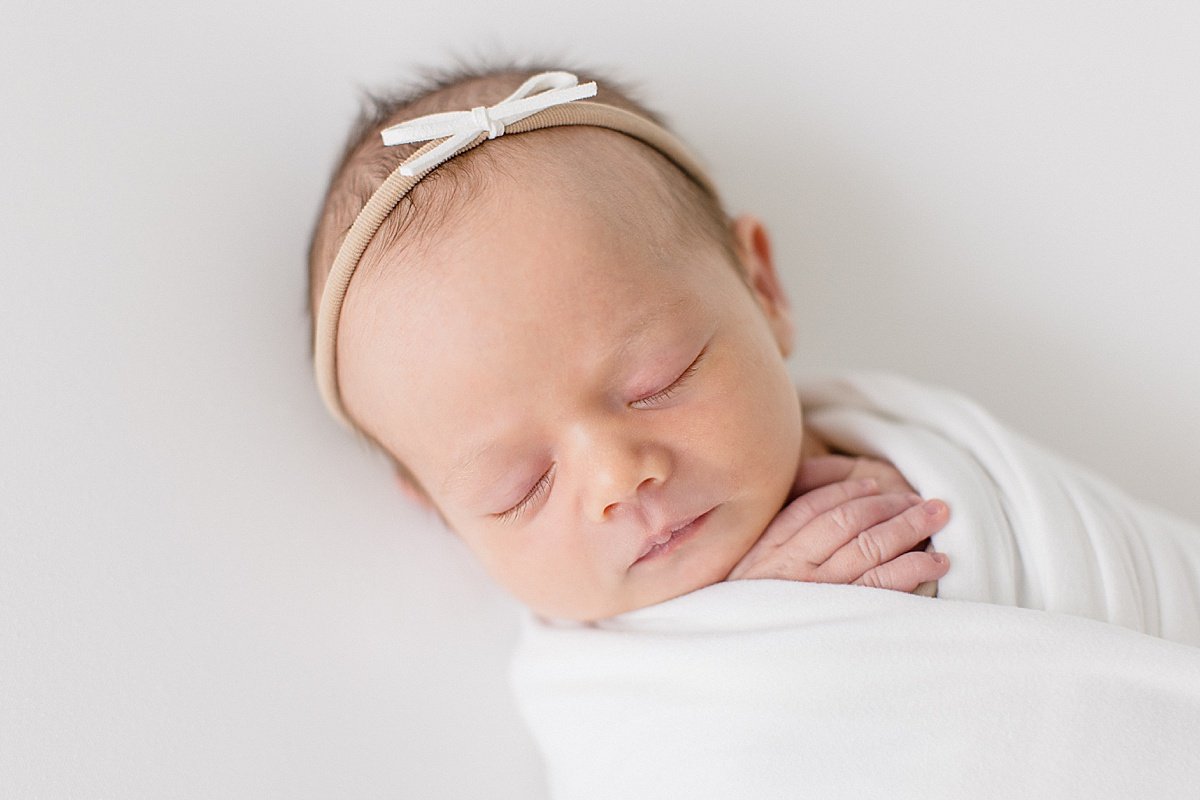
[380,71,599,177]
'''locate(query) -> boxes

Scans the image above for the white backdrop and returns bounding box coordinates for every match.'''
[3,2,1197,797]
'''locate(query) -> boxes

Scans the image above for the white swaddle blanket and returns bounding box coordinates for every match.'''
[510,373,1200,799]
[801,372,1200,643]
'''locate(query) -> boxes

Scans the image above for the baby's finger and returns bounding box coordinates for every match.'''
[793,493,926,565]
[757,478,880,550]
[852,550,951,594]
[818,499,950,583]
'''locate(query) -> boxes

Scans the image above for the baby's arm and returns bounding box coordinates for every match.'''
[726,455,950,592]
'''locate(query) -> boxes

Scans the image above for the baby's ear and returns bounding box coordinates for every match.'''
[731,214,794,356]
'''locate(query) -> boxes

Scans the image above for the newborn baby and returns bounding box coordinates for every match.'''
[307,64,951,622]
[304,61,1200,800]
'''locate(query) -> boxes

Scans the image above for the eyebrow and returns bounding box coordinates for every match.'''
[439,294,701,502]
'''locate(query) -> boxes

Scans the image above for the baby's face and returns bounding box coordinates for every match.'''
[339,145,805,621]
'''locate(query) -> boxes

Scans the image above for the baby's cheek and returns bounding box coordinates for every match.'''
[728,373,802,510]
[470,518,612,620]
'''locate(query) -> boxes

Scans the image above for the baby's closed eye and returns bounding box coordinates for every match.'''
[630,346,707,409]
[496,465,556,525]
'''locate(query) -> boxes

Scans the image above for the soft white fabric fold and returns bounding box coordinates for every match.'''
[510,373,1200,798]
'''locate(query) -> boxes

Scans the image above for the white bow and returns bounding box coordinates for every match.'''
[380,71,599,177]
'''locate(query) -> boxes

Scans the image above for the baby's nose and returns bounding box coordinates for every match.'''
[570,418,671,524]
[596,475,663,524]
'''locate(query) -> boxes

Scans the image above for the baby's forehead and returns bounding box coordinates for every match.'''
[397,163,705,316]
[358,163,714,352]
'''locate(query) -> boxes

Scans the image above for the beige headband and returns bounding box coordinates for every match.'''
[314,71,721,430]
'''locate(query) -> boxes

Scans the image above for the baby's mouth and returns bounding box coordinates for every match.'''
[632,507,715,566]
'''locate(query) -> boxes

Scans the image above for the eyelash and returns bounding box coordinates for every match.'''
[631,347,706,408]
[492,347,708,524]
[496,464,555,525]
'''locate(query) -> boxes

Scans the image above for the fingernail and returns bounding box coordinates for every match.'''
[858,478,877,491]
[923,500,945,515]
[932,553,947,564]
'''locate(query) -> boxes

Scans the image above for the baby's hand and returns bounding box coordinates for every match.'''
[725,455,950,592]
